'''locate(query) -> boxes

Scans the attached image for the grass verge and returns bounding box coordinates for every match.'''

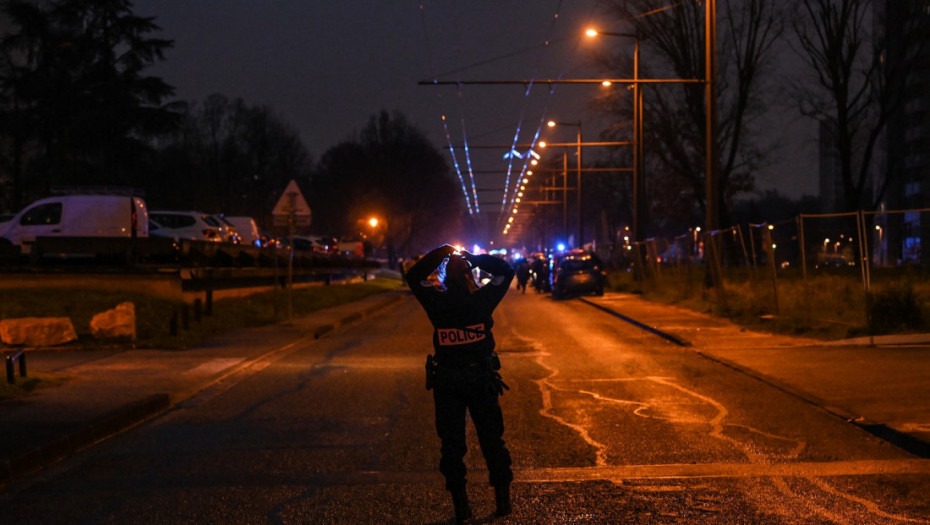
[0,372,71,400]
[0,277,405,351]
[606,267,930,340]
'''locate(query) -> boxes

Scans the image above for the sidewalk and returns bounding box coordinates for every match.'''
[0,289,407,487]
[583,294,930,457]
[3,289,929,489]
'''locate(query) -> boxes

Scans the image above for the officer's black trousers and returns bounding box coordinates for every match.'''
[433,365,513,491]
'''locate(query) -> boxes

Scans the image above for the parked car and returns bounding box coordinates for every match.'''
[0,193,148,254]
[224,216,262,247]
[148,211,224,242]
[210,214,240,243]
[551,250,606,299]
[0,213,14,223]
[286,234,337,253]
[338,239,365,258]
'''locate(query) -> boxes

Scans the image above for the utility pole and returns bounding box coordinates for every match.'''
[705,0,718,234]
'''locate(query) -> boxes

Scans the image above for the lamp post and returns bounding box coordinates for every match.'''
[547,120,582,248]
[587,0,716,270]
[585,29,644,245]
[705,0,718,235]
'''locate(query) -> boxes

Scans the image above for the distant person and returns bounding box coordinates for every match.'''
[515,258,530,294]
[531,256,550,293]
[406,244,515,523]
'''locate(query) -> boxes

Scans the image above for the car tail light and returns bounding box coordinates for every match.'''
[203,230,217,239]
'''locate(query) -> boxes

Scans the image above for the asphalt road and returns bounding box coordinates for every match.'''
[2,289,930,524]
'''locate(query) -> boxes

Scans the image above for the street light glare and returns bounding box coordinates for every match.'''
[368,218,378,228]
[547,120,556,127]
[585,28,598,37]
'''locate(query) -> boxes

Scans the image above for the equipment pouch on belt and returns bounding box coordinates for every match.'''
[490,371,509,396]
[489,351,501,371]
[425,354,436,391]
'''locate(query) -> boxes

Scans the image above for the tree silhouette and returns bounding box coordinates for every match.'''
[0,0,178,210]
[310,110,464,260]
[793,0,930,212]
[143,94,312,224]
[594,0,783,230]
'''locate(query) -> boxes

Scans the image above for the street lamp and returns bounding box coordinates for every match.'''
[705,0,718,235]
[585,28,644,245]
[547,120,583,248]
[587,0,716,272]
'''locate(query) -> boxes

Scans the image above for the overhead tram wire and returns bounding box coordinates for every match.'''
[460,115,479,213]
[449,1,480,215]
[419,1,602,234]
[442,115,474,215]
[419,2,573,227]
[500,0,601,235]
[498,1,569,229]
[419,2,476,217]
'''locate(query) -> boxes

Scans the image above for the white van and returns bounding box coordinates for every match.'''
[224,216,263,246]
[0,194,148,254]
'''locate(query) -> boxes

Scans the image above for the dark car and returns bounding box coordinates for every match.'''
[551,250,606,299]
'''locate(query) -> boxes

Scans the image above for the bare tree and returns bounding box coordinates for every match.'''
[310,111,464,259]
[595,0,784,230]
[792,0,930,212]
[145,94,312,221]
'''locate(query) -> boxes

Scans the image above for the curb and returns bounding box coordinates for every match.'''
[578,297,692,347]
[0,393,170,489]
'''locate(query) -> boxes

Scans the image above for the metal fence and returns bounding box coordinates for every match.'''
[601,208,930,336]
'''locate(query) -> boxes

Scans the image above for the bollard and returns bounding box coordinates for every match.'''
[193,298,202,323]
[5,350,26,384]
[170,310,178,336]
[205,289,213,316]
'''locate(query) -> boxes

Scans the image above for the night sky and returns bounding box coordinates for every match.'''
[132,1,817,224]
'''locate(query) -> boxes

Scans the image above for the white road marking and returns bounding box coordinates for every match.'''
[182,358,246,376]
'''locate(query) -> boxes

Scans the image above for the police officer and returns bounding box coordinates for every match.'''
[407,244,515,523]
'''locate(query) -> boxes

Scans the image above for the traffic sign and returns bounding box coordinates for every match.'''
[272,180,312,226]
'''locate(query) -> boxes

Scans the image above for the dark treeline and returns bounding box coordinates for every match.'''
[0,0,461,254]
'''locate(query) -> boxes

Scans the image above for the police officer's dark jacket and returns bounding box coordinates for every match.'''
[407,245,515,367]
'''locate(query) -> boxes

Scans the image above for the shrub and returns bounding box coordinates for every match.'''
[869,284,922,334]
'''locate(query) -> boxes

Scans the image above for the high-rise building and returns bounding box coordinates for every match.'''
[875,0,930,264]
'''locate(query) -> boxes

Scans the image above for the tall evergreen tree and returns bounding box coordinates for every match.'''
[0,0,178,209]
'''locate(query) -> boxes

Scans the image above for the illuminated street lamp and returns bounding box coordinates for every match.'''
[586,0,716,256]
[585,27,644,246]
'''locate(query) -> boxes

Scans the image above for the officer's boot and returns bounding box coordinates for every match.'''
[494,484,512,516]
[450,487,472,523]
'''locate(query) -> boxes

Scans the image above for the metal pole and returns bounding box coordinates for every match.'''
[576,124,583,248]
[563,153,568,241]
[287,192,295,320]
[633,36,645,244]
[705,0,718,234]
